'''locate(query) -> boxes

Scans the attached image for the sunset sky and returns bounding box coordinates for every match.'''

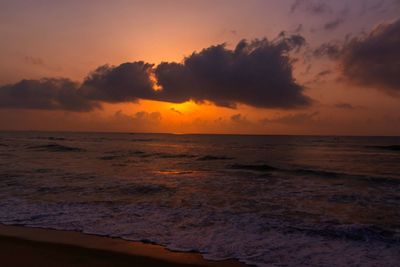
[0,0,399,135]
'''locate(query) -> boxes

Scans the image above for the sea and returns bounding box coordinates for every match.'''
[0,131,399,266]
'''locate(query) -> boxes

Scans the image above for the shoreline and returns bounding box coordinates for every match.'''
[0,224,248,267]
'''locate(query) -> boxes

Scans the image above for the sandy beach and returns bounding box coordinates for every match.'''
[0,225,247,267]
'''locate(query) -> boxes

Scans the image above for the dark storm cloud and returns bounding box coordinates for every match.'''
[155,37,312,109]
[0,36,313,111]
[81,62,155,103]
[0,78,97,111]
[340,18,400,94]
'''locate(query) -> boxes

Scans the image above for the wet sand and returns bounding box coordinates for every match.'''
[0,225,248,267]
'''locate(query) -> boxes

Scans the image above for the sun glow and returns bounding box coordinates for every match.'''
[148,70,163,91]
[169,101,198,114]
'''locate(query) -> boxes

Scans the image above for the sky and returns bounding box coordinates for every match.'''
[0,0,400,135]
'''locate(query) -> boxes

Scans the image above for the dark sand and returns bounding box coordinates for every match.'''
[0,225,248,267]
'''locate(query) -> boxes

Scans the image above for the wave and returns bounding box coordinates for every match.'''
[99,155,121,160]
[131,138,157,142]
[100,151,196,160]
[27,143,85,152]
[118,184,173,195]
[47,137,68,141]
[292,168,400,184]
[196,155,234,161]
[152,153,196,159]
[367,145,400,151]
[229,164,278,172]
[2,201,399,267]
[35,183,173,196]
[292,168,341,178]
[294,224,400,243]
[228,163,339,175]
[100,150,145,160]
[227,163,400,184]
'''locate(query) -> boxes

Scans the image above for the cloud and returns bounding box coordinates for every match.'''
[155,36,311,109]
[317,70,332,77]
[24,56,44,66]
[23,56,62,72]
[230,113,248,123]
[132,111,162,122]
[313,18,400,95]
[262,112,319,125]
[112,110,162,132]
[340,18,400,94]
[0,78,97,111]
[324,18,344,31]
[113,110,162,123]
[313,41,342,59]
[334,102,354,109]
[170,107,182,115]
[0,36,312,111]
[290,0,332,15]
[360,0,400,16]
[294,24,303,33]
[81,62,155,103]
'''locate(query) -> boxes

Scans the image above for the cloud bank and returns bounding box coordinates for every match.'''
[340,18,400,94]
[0,36,312,111]
[313,18,400,95]
[0,78,97,111]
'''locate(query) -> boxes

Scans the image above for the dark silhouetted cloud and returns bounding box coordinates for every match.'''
[81,62,155,103]
[155,37,312,109]
[0,78,97,111]
[312,18,400,95]
[0,36,313,111]
[340,18,400,94]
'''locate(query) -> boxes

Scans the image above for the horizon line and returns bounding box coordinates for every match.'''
[0,129,399,138]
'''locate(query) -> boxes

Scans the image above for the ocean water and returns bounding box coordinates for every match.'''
[0,131,399,266]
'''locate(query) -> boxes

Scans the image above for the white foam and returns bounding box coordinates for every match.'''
[1,197,399,267]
